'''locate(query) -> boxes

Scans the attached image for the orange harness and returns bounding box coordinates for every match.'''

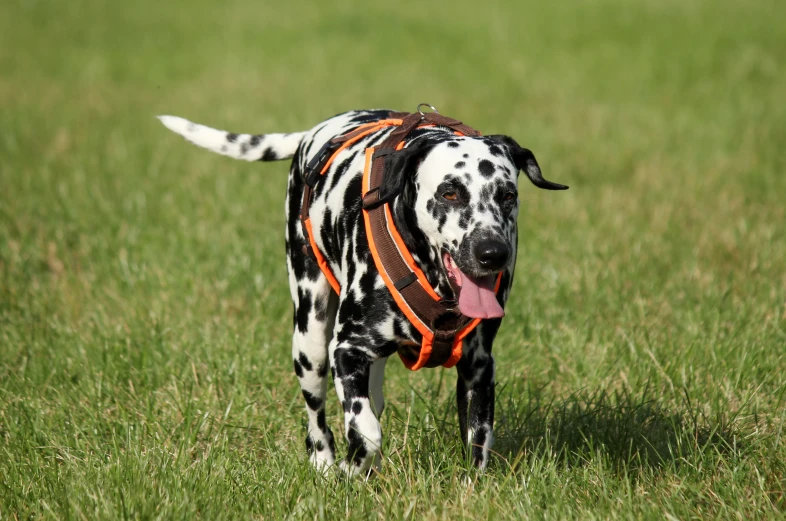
[300,110,501,370]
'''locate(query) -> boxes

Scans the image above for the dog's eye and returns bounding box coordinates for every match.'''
[442,191,458,201]
[503,191,517,201]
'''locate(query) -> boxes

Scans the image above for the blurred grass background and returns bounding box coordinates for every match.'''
[1,0,785,519]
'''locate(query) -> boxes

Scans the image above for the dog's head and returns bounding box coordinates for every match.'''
[380,134,568,319]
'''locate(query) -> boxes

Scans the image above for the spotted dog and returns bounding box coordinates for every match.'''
[159,109,567,476]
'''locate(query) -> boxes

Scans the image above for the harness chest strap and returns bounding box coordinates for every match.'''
[300,112,500,370]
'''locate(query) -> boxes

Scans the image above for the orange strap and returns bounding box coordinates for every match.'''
[319,119,404,175]
[303,217,340,294]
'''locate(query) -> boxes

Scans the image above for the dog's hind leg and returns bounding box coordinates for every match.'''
[290,275,339,473]
[284,147,342,473]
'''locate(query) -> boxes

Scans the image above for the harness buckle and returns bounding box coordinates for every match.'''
[304,140,341,187]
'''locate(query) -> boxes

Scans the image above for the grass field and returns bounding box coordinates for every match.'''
[2,0,785,518]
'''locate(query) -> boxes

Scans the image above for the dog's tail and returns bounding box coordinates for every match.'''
[157,115,307,161]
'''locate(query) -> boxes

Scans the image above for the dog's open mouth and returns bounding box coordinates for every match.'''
[442,252,504,319]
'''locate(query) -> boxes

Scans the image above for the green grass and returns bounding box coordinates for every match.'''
[2,0,785,518]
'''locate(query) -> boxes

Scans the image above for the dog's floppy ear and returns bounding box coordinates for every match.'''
[375,144,431,206]
[487,135,568,190]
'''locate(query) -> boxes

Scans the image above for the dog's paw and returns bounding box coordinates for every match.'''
[309,453,335,476]
[338,460,361,477]
[337,456,380,480]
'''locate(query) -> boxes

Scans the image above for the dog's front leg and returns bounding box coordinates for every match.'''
[456,327,497,470]
[330,342,383,477]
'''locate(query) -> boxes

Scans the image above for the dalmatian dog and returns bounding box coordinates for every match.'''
[159,108,567,476]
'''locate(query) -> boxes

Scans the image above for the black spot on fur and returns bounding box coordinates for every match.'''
[479,159,495,178]
[488,144,503,156]
[348,109,392,125]
[302,389,322,410]
[458,207,474,229]
[315,440,325,451]
[352,401,363,414]
[317,361,328,377]
[334,348,372,401]
[333,348,367,380]
[319,207,336,260]
[240,142,249,155]
[347,419,368,465]
[298,351,313,371]
[358,267,378,297]
[338,290,364,326]
[261,147,277,161]
[295,288,312,333]
[317,409,327,430]
[328,156,353,191]
[447,141,459,148]
[342,176,363,215]
[314,295,328,321]
[455,161,465,169]
[293,359,304,378]
[327,430,336,452]
[479,181,501,203]
[249,134,262,147]
[463,153,469,158]
[226,133,238,143]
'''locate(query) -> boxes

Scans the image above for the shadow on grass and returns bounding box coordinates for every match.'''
[492,382,741,473]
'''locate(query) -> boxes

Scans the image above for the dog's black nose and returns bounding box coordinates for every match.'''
[473,240,509,271]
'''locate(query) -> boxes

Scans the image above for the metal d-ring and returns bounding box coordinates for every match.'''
[417,103,438,119]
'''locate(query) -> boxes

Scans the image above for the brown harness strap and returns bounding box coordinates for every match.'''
[300,110,488,370]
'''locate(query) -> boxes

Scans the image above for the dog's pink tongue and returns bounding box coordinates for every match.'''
[457,271,504,319]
